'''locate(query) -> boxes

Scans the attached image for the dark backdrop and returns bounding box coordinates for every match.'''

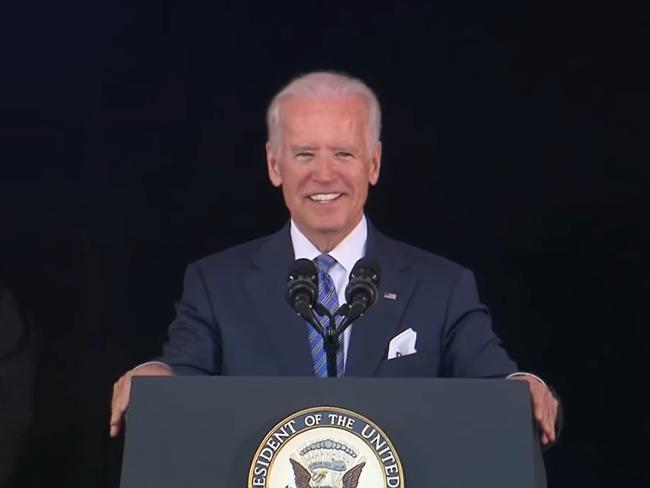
[1,1,647,486]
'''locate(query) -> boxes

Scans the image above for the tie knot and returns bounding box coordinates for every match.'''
[314,254,337,274]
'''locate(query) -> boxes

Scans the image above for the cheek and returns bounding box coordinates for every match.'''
[355,185,369,206]
[348,171,372,196]
[281,175,305,202]
[288,170,313,193]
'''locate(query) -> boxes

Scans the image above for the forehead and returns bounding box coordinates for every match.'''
[278,95,370,142]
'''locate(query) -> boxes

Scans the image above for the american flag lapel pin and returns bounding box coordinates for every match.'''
[383,292,397,300]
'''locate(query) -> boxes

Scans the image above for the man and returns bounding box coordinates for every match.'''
[110,71,559,445]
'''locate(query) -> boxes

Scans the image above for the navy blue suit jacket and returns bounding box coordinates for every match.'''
[160,223,517,378]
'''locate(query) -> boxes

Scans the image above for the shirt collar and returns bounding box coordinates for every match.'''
[290,216,367,274]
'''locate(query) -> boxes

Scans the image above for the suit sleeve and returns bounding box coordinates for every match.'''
[440,268,517,378]
[159,263,222,375]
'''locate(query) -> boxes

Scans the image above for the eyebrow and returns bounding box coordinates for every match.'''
[291,145,318,152]
[289,145,358,154]
[328,146,358,154]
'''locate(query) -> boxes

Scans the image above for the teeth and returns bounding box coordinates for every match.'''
[309,193,341,202]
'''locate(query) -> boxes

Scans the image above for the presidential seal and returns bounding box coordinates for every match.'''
[248,406,404,488]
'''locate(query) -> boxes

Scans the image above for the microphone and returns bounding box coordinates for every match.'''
[338,258,380,331]
[345,257,380,309]
[286,258,318,310]
[286,259,324,336]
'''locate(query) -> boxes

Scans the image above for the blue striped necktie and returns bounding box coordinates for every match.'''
[309,254,345,377]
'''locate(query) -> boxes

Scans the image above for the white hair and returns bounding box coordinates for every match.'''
[266,71,381,151]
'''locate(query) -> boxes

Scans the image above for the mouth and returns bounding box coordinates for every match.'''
[307,192,343,203]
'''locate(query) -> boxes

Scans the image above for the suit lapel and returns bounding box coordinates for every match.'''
[244,225,314,376]
[345,225,417,377]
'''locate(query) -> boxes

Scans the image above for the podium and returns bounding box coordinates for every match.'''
[120,376,546,487]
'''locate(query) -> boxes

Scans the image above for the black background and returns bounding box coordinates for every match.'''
[1,1,647,486]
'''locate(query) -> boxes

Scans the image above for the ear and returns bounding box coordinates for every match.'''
[266,141,282,187]
[368,141,382,186]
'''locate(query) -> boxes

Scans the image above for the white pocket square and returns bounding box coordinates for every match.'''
[387,328,417,359]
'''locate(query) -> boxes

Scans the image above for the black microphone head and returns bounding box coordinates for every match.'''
[288,258,318,282]
[286,258,319,309]
[345,257,380,308]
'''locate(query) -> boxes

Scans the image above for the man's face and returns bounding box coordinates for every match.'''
[266,95,381,248]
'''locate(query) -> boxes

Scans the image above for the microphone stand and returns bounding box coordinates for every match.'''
[304,301,371,378]
[312,303,341,378]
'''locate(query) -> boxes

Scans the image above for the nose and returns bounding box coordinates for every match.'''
[312,156,337,182]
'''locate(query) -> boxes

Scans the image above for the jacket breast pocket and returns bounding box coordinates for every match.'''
[376,351,438,378]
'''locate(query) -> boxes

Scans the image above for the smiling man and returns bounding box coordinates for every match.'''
[110,71,559,445]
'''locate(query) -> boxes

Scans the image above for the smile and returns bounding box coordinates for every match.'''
[308,193,342,202]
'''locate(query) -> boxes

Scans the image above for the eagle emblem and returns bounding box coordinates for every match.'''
[248,407,404,488]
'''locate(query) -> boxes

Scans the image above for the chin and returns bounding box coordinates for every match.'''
[306,214,348,233]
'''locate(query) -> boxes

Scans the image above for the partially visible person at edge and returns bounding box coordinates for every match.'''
[0,283,35,487]
[110,71,559,445]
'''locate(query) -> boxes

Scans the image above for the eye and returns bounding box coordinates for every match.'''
[335,151,354,160]
[295,151,314,160]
